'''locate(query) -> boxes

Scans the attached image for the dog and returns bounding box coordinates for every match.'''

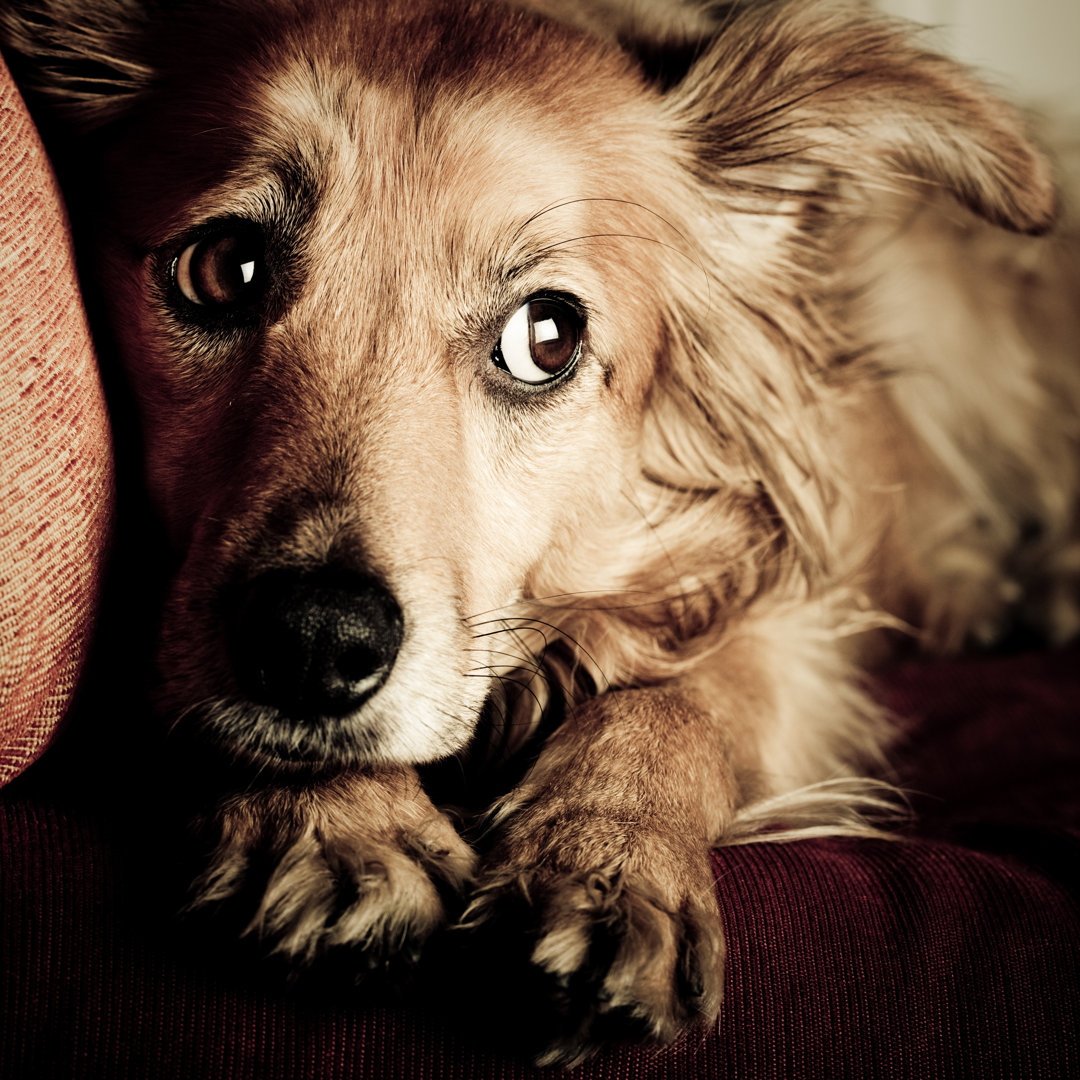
[4,0,1078,1064]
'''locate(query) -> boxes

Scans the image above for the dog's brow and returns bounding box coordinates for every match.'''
[148,153,320,251]
[504,196,710,299]
[512,197,686,246]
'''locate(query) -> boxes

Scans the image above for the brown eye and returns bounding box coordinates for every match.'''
[494,297,583,384]
[174,229,264,309]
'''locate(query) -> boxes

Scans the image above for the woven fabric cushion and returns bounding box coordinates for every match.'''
[0,57,113,784]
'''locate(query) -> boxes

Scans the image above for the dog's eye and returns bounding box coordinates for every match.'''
[493,298,582,385]
[174,229,264,309]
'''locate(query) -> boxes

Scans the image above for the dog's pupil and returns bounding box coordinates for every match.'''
[192,234,260,307]
[528,300,576,373]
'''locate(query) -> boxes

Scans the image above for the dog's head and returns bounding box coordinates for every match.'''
[3,0,1055,770]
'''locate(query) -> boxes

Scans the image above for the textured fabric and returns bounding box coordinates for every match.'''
[2,648,1078,1079]
[0,57,114,784]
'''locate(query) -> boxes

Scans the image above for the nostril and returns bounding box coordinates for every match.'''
[336,642,383,685]
[224,567,404,718]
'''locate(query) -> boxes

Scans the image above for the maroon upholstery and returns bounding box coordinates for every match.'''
[2,647,1078,1080]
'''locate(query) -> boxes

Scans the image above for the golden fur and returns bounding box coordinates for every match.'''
[4,0,1078,1063]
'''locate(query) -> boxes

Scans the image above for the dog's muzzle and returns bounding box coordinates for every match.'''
[224,567,404,720]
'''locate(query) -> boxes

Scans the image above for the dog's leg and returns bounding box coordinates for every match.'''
[464,679,742,1065]
[190,766,476,976]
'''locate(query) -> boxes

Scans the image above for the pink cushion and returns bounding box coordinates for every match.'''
[0,57,114,784]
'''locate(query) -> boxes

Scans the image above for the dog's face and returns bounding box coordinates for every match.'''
[5,0,1054,772]
[85,0,682,767]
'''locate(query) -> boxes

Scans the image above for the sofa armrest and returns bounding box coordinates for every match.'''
[0,56,113,784]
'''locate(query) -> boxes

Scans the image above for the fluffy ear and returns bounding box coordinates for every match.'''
[626,1,1058,578]
[515,0,718,52]
[662,0,1057,235]
[0,0,153,132]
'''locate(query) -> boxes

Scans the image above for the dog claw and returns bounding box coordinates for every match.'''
[460,832,725,1063]
[189,769,476,978]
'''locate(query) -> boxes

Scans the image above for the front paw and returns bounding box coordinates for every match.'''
[188,768,476,980]
[462,812,725,1066]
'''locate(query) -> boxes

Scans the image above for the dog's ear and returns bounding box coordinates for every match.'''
[655,0,1056,236]
[0,0,153,133]
[622,2,1056,578]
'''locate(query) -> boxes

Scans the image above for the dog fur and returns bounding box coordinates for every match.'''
[3,0,1079,1063]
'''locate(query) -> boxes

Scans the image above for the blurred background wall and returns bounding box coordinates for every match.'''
[874,0,1080,116]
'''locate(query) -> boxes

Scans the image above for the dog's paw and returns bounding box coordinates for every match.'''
[461,809,725,1066]
[189,768,476,979]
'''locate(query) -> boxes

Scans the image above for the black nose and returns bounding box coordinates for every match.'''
[225,568,404,717]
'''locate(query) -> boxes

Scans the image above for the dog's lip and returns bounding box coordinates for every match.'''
[185,696,383,769]
[179,688,476,772]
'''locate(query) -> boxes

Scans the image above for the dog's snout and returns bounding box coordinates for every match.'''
[227,568,404,717]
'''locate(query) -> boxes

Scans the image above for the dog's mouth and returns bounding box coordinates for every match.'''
[187,667,561,781]
[183,696,390,770]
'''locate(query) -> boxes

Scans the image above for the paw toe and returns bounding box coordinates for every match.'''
[463,864,724,1065]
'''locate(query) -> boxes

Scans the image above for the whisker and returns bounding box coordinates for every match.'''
[468,622,552,649]
[512,196,687,247]
[511,196,714,305]
[472,654,549,680]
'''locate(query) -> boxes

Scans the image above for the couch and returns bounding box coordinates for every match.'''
[2,55,1078,1080]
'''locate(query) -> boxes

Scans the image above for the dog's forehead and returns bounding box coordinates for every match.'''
[286,103,598,282]
[111,0,661,249]
[260,62,584,219]
[247,24,654,238]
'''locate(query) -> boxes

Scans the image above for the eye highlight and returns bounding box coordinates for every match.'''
[173,226,265,311]
[493,297,583,385]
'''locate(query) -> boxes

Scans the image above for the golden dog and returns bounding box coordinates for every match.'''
[4,0,1078,1063]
